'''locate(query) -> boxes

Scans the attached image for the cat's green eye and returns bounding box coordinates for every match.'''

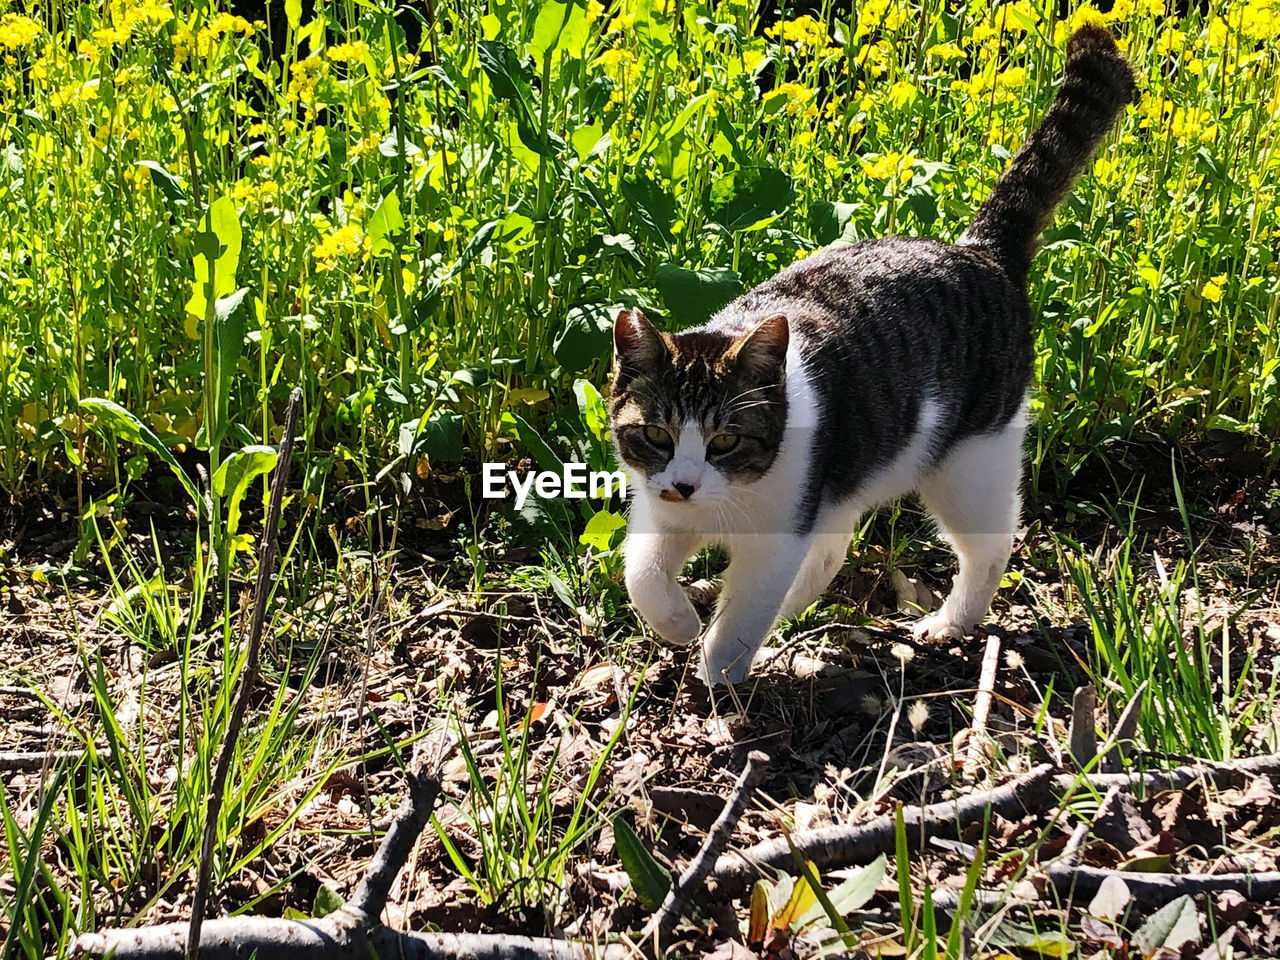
[643,425,672,447]
[708,433,740,454]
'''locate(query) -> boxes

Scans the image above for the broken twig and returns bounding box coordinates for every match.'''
[645,750,770,949]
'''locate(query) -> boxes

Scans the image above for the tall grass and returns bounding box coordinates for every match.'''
[0,0,1276,509]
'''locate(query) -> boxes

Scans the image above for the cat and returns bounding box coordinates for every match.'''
[608,25,1136,686]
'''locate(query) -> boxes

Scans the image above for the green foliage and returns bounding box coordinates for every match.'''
[1,0,1276,504]
[612,811,672,910]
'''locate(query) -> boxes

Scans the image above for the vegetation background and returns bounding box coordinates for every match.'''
[1,0,1279,956]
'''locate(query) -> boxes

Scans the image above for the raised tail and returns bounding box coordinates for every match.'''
[958,24,1136,275]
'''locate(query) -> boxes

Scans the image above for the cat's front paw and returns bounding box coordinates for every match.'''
[912,613,967,642]
[696,635,756,687]
[641,598,702,647]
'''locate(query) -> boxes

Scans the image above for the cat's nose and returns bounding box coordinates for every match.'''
[673,482,696,500]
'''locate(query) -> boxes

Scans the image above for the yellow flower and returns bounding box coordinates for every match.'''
[742,48,766,73]
[0,14,41,50]
[765,14,831,51]
[50,78,98,108]
[606,12,634,33]
[93,25,131,46]
[172,25,194,61]
[763,81,814,116]
[863,151,915,185]
[997,66,1026,90]
[595,48,635,70]
[888,80,917,108]
[196,11,253,56]
[327,41,368,62]
[586,0,605,22]
[314,223,367,268]
[1154,28,1184,55]
[1170,104,1216,141]
[1200,274,1226,302]
[286,55,326,104]
[926,42,965,60]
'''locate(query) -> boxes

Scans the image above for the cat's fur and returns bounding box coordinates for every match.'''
[609,26,1136,685]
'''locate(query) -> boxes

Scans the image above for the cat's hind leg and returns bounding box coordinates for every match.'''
[624,529,706,646]
[913,419,1024,641]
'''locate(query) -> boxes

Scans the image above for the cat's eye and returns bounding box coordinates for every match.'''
[643,425,672,447]
[708,433,740,455]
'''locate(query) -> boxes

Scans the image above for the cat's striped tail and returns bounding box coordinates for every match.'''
[957,24,1136,276]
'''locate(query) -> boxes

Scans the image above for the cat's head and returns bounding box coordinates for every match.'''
[608,308,788,504]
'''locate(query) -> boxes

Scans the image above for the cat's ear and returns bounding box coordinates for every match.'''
[613,308,668,368]
[728,313,789,376]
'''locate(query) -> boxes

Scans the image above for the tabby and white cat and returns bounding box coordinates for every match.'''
[609,26,1135,685]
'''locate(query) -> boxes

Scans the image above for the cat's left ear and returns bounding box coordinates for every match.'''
[728,313,789,376]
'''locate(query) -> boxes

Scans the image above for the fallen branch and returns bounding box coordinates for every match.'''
[644,750,770,949]
[1048,863,1280,909]
[0,750,84,770]
[711,751,1280,895]
[963,633,1002,778]
[712,762,1058,894]
[76,756,629,960]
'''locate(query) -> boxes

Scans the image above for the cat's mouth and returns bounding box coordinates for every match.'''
[659,486,694,503]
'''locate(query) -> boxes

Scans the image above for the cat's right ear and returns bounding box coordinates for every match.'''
[613,308,668,368]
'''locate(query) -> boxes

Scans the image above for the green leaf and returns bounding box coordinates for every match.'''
[529,0,589,61]
[508,412,564,473]
[580,509,625,550]
[573,378,608,441]
[285,0,302,31]
[136,161,187,214]
[553,303,614,374]
[1134,894,1199,956]
[212,288,250,448]
[612,811,671,911]
[477,39,534,109]
[417,409,465,462]
[186,195,242,321]
[709,166,795,231]
[395,221,499,335]
[367,191,404,257]
[793,853,886,929]
[80,399,199,510]
[312,885,344,919]
[620,174,677,244]
[212,445,278,542]
[654,264,741,327]
[809,200,858,245]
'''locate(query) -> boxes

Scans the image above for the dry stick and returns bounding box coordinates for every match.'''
[711,751,1280,897]
[962,633,1002,778]
[187,388,303,960]
[0,750,84,770]
[76,756,630,960]
[644,750,771,949]
[1047,864,1280,909]
[711,762,1058,896]
[1102,680,1146,773]
[1068,683,1098,770]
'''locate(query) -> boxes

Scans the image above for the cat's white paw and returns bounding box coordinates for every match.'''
[645,600,702,647]
[696,634,756,686]
[912,613,967,642]
[695,653,751,688]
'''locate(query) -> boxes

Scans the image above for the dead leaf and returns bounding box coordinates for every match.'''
[1088,873,1132,921]
[1134,894,1200,957]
